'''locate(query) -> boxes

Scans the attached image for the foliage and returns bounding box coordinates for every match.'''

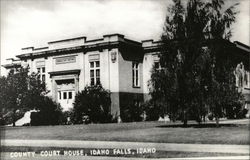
[0,67,63,126]
[30,97,63,126]
[120,102,143,122]
[149,0,241,126]
[142,100,165,121]
[72,85,112,124]
[0,68,31,126]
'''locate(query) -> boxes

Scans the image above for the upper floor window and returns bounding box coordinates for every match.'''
[89,54,100,86]
[37,67,46,82]
[90,61,100,86]
[36,61,45,82]
[153,54,161,71]
[154,61,161,70]
[132,62,140,87]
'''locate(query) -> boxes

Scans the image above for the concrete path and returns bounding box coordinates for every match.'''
[219,119,250,124]
[2,139,249,154]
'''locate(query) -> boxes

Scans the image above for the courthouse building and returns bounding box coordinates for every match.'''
[3,33,250,119]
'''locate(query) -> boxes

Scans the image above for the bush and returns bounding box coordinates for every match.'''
[207,112,214,121]
[72,85,112,124]
[142,101,164,121]
[120,103,143,122]
[30,97,63,126]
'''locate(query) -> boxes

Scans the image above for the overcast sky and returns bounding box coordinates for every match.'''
[1,0,249,75]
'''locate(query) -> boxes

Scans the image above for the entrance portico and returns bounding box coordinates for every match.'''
[49,69,80,111]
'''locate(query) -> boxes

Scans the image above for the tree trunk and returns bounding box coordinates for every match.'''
[215,116,219,127]
[183,110,188,127]
[12,109,16,127]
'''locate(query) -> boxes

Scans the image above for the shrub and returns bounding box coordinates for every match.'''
[72,85,112,124]
[120,103,143,122]
[30,97,63,126]
[142,101,164,121]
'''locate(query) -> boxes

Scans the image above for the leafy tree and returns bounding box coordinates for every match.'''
[149,0,240,127]
[72,85,112,124]
[0,68,30,126]
[0,67,63,126]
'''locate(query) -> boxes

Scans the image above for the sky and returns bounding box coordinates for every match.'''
[0,0,249,75]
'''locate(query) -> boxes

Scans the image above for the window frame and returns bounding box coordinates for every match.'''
[132,62,140,88]
[89,60,100,86]
[37,67,46,82]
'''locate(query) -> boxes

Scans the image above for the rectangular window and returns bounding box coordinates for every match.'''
[89,60,100,86]
[90,70,95,86]
[132,62,140,87]
[37,67,46,82]
[63,92,67,99]
[68,92,72,99]
[96,61,100,67]
[154,62,160,70]
[42,75,45,82]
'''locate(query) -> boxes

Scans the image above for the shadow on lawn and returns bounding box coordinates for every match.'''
[156,123,241,128]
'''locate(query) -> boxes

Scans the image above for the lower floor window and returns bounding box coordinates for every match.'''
[59,91,73,100]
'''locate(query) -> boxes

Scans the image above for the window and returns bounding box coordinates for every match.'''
[37,67,46,82]
[90,61,100,85]
[154,61,161,70]
[63,92,67,99]
[42,75,45,82]
[68,92,72,99]
[153,54,161,70]
[132,62,140,87]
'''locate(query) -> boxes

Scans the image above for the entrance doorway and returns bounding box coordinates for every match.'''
[56,79,75,111]
[57,90,75,111]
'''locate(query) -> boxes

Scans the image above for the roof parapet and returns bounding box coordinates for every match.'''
[48,36,86,50]
[21,47,34,54]
[103,33,125,42]
[141,39,154,47]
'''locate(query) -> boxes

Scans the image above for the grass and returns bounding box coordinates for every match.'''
[1,120,250,144]
[1,146,248,159]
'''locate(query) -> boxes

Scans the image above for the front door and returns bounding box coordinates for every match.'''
[58,90,75,111]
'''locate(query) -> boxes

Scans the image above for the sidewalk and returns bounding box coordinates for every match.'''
[2,139,249,154]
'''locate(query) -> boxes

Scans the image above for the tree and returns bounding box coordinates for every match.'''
[0,67,63,126]
[0,68,30,126]
[72,85,112,124]
[149,0,240,126]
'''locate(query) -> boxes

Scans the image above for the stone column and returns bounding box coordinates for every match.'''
[51,78,57,101]
[75,75,79,93]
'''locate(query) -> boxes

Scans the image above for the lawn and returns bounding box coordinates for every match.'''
[1,120,250,144]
